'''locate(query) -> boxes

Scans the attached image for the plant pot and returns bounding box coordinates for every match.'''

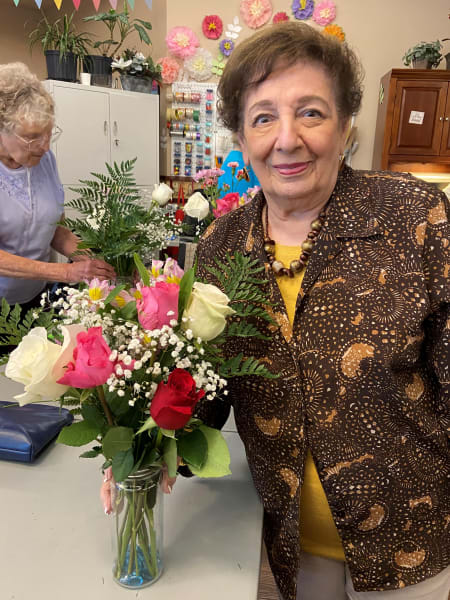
[45,50,77,82]
[112,469,163,589]
[411,58,433,69]
[83,55,112,88]
[120,74,156,94]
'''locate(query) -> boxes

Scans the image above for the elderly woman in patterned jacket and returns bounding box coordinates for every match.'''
[0,62,115,318]
[188,22,449,600]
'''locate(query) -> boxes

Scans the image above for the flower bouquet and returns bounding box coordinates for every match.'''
[0,252,275,588]
[63,159,180,277]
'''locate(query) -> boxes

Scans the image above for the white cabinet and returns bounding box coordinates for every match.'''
[44,80,159,187]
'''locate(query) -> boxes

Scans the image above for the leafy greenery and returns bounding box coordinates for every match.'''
[83,1,153,58]
[114,48,162,82]
[403,40,443,68]
[63,159,179,276]
[29,12,92,61]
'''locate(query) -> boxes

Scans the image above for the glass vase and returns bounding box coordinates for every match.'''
[112,468,163,589]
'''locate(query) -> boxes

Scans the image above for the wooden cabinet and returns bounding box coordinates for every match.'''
[372,69,450,174]
[44,80,159,187]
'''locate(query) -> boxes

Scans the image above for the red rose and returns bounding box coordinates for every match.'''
[150,369,205,430]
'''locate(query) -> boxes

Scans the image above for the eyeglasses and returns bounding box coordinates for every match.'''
[12,125,63,151]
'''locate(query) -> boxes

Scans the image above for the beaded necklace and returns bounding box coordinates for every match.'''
[263,202,328,278]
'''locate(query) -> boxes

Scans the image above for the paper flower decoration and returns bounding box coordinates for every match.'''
[225,16,242,40]
[212,54,226,77]
[240,0,273,29]
[220,38,235,57]
[156,56,180,84]
[322,23,345,41]
[292,0,314,20]
[312,1,336,26]
[202,15,223,40]
[184,48,213,81]
[273,11,289,22]
[166,26,199,60]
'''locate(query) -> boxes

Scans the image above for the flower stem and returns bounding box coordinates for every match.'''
[97,385,114,426]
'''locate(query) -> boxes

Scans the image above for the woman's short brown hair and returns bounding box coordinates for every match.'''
[217,22,364,133]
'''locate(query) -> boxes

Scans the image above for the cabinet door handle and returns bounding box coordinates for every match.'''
[104,120,108,134]
[114,139,119,146]
[113,121,118,135]
[446,117,449,121]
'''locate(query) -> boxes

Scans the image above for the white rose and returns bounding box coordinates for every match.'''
[182,282,234,341]
[184,192,210,220]
[5,324,84,406]
[152,182,173,206]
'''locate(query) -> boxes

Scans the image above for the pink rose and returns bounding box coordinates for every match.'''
[213,192,240,218]
[57,327,114,388]
[136,281,180,330]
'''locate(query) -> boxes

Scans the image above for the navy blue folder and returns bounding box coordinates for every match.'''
[0,401,73,462]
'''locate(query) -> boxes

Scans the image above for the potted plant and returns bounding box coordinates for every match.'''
[29,12,92,82]
[112,49,162,94]
[402,40,443,69]
[82,1,153,87]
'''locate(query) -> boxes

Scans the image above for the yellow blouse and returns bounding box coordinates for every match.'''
[275,244,345,562]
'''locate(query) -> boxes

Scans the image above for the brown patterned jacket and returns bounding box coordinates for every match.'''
[194,166,449,600]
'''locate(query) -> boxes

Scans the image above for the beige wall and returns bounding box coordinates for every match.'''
[1,0,448,170]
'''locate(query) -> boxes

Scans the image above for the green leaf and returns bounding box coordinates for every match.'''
[81,404,106,429]
[133,253,150,286]
[162,437,177,478]
[119,300,137,320]
[104,284,126,305]
[189,426,231,478]
[136,416,158,435]
[79,447,102,459]
[112,448,135,482]
[178,266,195,316]
[107,391,130,417]
[102,426,134,459]
[178,429,207,470]
[160,428,176,438]
[56,420,100,447]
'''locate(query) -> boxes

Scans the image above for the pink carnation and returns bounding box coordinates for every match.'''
[157,56,180,84]
[166,26,199,60]
[313,1,336,26]
[240,0,273,29]
[213,192,240,218]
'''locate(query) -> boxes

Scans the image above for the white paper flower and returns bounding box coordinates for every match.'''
[225,16,242,40]
[184,48,213,82]
[111,57,132,70]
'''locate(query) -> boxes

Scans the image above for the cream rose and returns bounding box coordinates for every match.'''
[152,182,173,206]
[184,192,210,220]
[5,324,84,406]
[182,282,234,341]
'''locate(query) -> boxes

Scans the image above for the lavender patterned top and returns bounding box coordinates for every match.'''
[0,150,64,304]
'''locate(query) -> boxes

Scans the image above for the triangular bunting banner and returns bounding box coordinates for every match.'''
[53,0,63,8]
[127,0,135,9]
[13,0,20,6]
[72,0,81,9]
[92,0,101,10]
[34,0,43,7]
[109,0,118,8]
[145,0,152,8]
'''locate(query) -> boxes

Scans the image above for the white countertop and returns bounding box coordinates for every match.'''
[0,377,262,600]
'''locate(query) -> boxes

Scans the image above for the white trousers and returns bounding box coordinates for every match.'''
[279,553,450,600]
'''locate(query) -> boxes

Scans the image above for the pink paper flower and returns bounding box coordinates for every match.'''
[136,281,180,331]
[240,0,273,28]
[273,11,289,22]
[156,56,180,84]
[202,15,223,40]
[213,192,240,218]
[166,26,199,60]
[312,1,336,26]
[57,327,114,389]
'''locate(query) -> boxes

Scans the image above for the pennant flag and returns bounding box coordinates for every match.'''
[72,0,81,9]
[13,0,20,6]
[53,0,63,8]
[127,0,135,9]
[34,0,43,7]
[145,0,152,7]
[92,0,101,10]
[109,0,118,8]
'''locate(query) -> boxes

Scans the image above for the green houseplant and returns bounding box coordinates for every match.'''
[402,40,443,69]
[82,1,153,87]
[29,12,92,82]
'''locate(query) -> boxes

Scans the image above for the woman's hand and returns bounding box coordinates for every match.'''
[65,258,116,283]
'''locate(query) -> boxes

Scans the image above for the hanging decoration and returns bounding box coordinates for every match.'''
[184,48,213,82]
[273,11,289,22]
[92,0,101,10]
[109,0,118,7]
[53,0,63,8]
[225,16,242,40]
[292,0,314,20]
[166,26,199,60]
[312,1,336,26]
[127,0,135,9]
[219,38,235,57]
[212,54,226,77]
[13,0,20,6]
[145,0,153,8]
[157,56,181,84]
[72,0,81,9]
[322,23,345,41]
[35,0,43,7]
[202,15,223,40]
[240,0,273,29]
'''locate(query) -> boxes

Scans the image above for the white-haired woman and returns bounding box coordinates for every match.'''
[0,62,115,316]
